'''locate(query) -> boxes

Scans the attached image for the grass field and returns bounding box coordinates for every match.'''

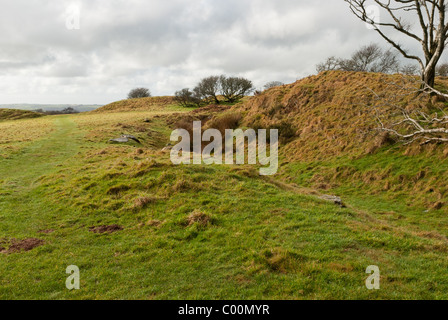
[1,104,448,300]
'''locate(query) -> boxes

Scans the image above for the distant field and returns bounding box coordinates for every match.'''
[0,104,103,113]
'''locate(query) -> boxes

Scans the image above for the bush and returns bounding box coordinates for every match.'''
[128,88,151,99]
[219,76,254,103]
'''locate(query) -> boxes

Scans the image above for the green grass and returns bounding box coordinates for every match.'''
[1,113,448,300]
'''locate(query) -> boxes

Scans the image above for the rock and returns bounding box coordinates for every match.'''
[109,134,141,144]
[319,194,346,208]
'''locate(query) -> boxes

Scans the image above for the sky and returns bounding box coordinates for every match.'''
[0,0,425,105]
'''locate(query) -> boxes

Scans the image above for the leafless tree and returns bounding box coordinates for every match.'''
[437,62,448,76]
[174,88,203,108]
[400,63,420,75]
[316,56,341,73]
[344,0,448,87]
[317,44,400,73]
[195,76,221,104]
[368,75,448,145]
[264,81,285,90]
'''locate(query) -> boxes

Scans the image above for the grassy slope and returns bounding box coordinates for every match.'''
[240,71,448,213]
[0,116,55,159]
[0,109,43,121]
[93,97,180,113]
[1,73,448,299]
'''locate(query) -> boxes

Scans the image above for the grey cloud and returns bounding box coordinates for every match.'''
[0,0,427,104]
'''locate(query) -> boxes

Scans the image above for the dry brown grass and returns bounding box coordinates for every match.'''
[238,71,448,161]
[0,116,55,158]
[205,112,242,134]
[93,96,177,113]
[186,209,212,227]
[133,195,158,209]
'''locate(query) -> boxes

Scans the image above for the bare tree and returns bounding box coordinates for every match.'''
[317,44,399,73]
[195,76,221,104]
[316,56,341,73]
[344,0,448,87]
[128,88,151,99]
[368,76,448,145]
[264,81,285,90]
[174,88,203,108]
[400,63,420,75]
[437,62,448,76]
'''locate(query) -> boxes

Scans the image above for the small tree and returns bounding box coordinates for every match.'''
[437,63,448,77]
[128,88,151,99]
[195,76,221,104]
[61,107,79,114]
[219,76,254,103]
[174,88,203,108]
[316,44,399,74]
[400,64,420,76]
[264,81,284,90]
[316,56,341,73]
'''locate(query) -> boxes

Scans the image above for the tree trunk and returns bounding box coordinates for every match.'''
[423,67,436,88]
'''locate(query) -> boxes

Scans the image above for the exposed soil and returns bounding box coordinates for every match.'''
[1,238,45,254]
[89,225,123,234]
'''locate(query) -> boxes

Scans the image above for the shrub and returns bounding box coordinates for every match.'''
[219,76,254,103]
[128,88,151,99]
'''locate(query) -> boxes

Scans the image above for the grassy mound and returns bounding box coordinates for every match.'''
[239,71,448,160]
[94,96,179,113]
[0,108,44,121]
[231,71,448,212]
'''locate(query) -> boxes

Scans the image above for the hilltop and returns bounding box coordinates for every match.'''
[94,96,177,113]
[0,104,102,113]
[0,108,44,121]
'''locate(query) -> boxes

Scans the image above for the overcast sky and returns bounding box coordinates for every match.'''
[0,0,423,105]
